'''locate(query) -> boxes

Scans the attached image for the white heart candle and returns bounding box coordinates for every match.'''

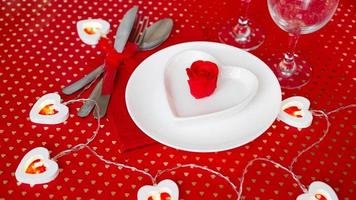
[77,19,110,45]
[278,96,313,128]
[297,181,338,200]
[29,93,69,124]
[15,147,59,186]
[138,179,179,200]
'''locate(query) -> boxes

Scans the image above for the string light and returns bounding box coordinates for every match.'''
[22,86,355,199]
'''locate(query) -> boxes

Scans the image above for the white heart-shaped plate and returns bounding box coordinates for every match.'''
[137,179,179,200]
[77,19,110,45]
[297,181,338,200]
[165,50,258,120]
[29,93,69,124]
[126,42,281,152]
[15,147,59,186]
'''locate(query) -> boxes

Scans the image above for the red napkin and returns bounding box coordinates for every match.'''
[106,28,206,152]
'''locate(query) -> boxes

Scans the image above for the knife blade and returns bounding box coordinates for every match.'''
[62,64,105,95]
[77,78,103,117]
[114,6,138,52]
[94,6,138,119]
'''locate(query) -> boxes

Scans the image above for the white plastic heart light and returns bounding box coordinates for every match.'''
[138,179,179,200]
[15,147,59,186]
[164,50,258,119]
[29,93,69,124]
[278,96,313,128]
[297,181,338,200]
[77,19,110,45]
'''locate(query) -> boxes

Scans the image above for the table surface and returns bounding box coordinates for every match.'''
[0,0,355,199]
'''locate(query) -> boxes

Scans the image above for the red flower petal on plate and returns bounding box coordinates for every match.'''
[186,60,219,99]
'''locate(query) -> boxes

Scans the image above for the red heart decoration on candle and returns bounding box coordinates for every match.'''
[147,192,172,200]
[283,106,302,118]
[315,194,328,200]
[84,27,99,35]
[38,104,59,115]
[25,159,47,174]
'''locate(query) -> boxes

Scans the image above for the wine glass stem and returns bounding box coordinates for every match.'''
[279,33,300,76]
[233,0,252,42]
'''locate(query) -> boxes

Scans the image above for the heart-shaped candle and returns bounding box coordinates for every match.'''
[29,93,69,124]
[297,181,338,200]
[77,19,110,45]
[164,50,258,120]
[15,147,59,186]
[277,96,313,129]
[138,179,179,200]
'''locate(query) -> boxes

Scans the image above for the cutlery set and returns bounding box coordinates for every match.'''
[62,6,173,118]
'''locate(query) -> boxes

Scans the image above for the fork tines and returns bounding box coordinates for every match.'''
[130,15,150,45]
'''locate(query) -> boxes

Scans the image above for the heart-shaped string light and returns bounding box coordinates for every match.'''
[137,179,179,200]
[84,102,354,199]
[278,96,313,129]
[296,181,338,200]
[77,19,110,45]
[29,93,69,125]
[20,90,355,200]
[15,147,59,187]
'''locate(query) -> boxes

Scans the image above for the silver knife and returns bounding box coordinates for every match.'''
[77,78,103,117]
[62,64,105,95]
[94,6,138,119]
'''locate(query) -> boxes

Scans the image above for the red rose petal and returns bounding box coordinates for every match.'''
[186,60,219,99]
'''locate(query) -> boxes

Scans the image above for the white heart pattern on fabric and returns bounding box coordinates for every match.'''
[15,147,59,187]
[29,93,69,124]
[297,181,338,200]
[277,96,313,129]
[164,50,258,120]
[77,19,110,45]
[137,179,179,200]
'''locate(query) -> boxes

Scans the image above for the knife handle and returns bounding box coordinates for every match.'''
[93,70,118,119]
[62,64,105,95]
[77,79,103,117]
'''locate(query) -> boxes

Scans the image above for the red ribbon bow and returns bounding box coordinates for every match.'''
[98,37,138,95]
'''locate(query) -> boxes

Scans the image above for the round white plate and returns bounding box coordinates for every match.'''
[126,42,281,152]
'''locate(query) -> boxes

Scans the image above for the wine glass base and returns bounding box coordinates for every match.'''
[218,21,265,51]
[269,54,312,89]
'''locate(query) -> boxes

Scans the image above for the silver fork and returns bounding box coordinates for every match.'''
[77,16,150,118]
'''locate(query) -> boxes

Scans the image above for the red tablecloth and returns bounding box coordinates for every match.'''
[0,0,355,199]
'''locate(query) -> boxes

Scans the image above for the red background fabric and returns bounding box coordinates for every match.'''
[0,0,355,199]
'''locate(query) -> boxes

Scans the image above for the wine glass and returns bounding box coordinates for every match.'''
[219,0,265,51]
[267,0,339,89]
